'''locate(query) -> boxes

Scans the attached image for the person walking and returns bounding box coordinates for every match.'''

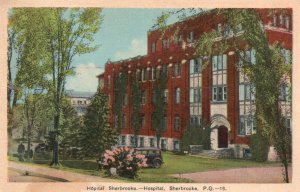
[17,142,25,161]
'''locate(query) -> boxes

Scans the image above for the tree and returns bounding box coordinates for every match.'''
[113,72,128,138]
[79,91,118,158]
[154,8,292,182]
[131,77,142,147]
[152,72,168,148]
[9,8,102,165]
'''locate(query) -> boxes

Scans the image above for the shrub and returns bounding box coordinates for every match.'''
[101,147,147,179]
[249,133,269,162]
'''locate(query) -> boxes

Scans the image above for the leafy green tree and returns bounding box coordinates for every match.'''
[79,91,117,158]
[113,72,128,138]
[131,77,142,147]
[10,8,102,165]
[152,72,168,148]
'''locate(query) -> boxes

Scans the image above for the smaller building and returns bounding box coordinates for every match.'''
[66,91,95,116]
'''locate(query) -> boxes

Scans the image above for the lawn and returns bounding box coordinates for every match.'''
[9,152,279,183]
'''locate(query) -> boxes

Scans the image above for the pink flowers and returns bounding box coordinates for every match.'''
[101,146,148,179]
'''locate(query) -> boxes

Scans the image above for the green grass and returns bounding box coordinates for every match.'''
[9,152,279,183]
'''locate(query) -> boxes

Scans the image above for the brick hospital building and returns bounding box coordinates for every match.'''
[98,9,292,158]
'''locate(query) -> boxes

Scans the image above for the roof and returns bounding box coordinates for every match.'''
[66,91,95,98]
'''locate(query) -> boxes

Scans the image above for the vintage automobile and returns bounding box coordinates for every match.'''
[133,147,163,168]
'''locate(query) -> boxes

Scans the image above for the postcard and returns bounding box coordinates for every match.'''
[0,0,299,192]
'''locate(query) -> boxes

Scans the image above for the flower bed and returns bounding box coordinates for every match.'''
[101,146,147,178]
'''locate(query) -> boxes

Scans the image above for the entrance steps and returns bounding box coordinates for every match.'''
[191,148,234,159]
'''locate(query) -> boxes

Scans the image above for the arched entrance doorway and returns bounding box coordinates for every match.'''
[218,126,228,148]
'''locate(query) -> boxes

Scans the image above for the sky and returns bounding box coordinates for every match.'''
[66,8,179,93]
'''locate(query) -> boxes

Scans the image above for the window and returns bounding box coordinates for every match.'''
[212,86,227,102]
[239,84,255,101]
[163,115,167,131]
[190,116,201,128]
[140,114,145,128]
[190,88,201,103]
[279,84,290,101]
[161,139,167,150]
[212,54,227,71]
[78,100,82,105]
[188,31,194,42]
[239,49,256,66]
[163,89,168,103]
[152,67,156,80]
[141,68,146,81]
[162,39,169,49]
[174,116,180,131]
[136,70,141,81]
[279,14,283,26]
[173,141,180,151]
[130,136,135,146]
[172,63,181,77]
[173,35,182,45]
[108,75,111,89]
[162,64,168,76]
[121,136,126,145]
[285,16,290,29]
[139,137,144,147]
[141,91,146,105]
[284,117,291,134]
[175,88,180,104]
[123,93,128,106]
[217,23,222,33]
[150,138,155,147]
[281,49,291,64]
[239,115,257,136]
[190,58,202,74]
[151,41,157,53]
[273,14,277,27]
[122,115,126,128]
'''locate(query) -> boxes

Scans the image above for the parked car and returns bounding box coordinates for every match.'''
[133,147,163,168]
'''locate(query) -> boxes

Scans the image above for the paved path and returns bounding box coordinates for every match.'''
[172,166,292,183]
[8,161,123,182]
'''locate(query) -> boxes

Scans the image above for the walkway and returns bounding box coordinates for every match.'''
[8,161,123,182]
[172,166,292,183]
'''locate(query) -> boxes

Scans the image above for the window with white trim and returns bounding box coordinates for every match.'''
[239,49,256,66]
[130,136,135,146]
[141,91,146,105]
[239,84,255,101]
[175,87,180,104]
[172,63,181,77]
[279,84,290,101]
[149,138,155,147]
[212,86,227,102]
[162,39,169,49]
[273,14,277,27]
[285,16,290,29]
[139,137,144,147]
[284,117,291,134]
[190,116,201,128]
[188,31,194,42]
[163,115,167,131]
[190,88,201,103]
[212,54,227,71]
[163,89,168,103]
[151,41,157,53]
[190,58,202,74]
[239,115,257,136]
[174,115,180,131]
